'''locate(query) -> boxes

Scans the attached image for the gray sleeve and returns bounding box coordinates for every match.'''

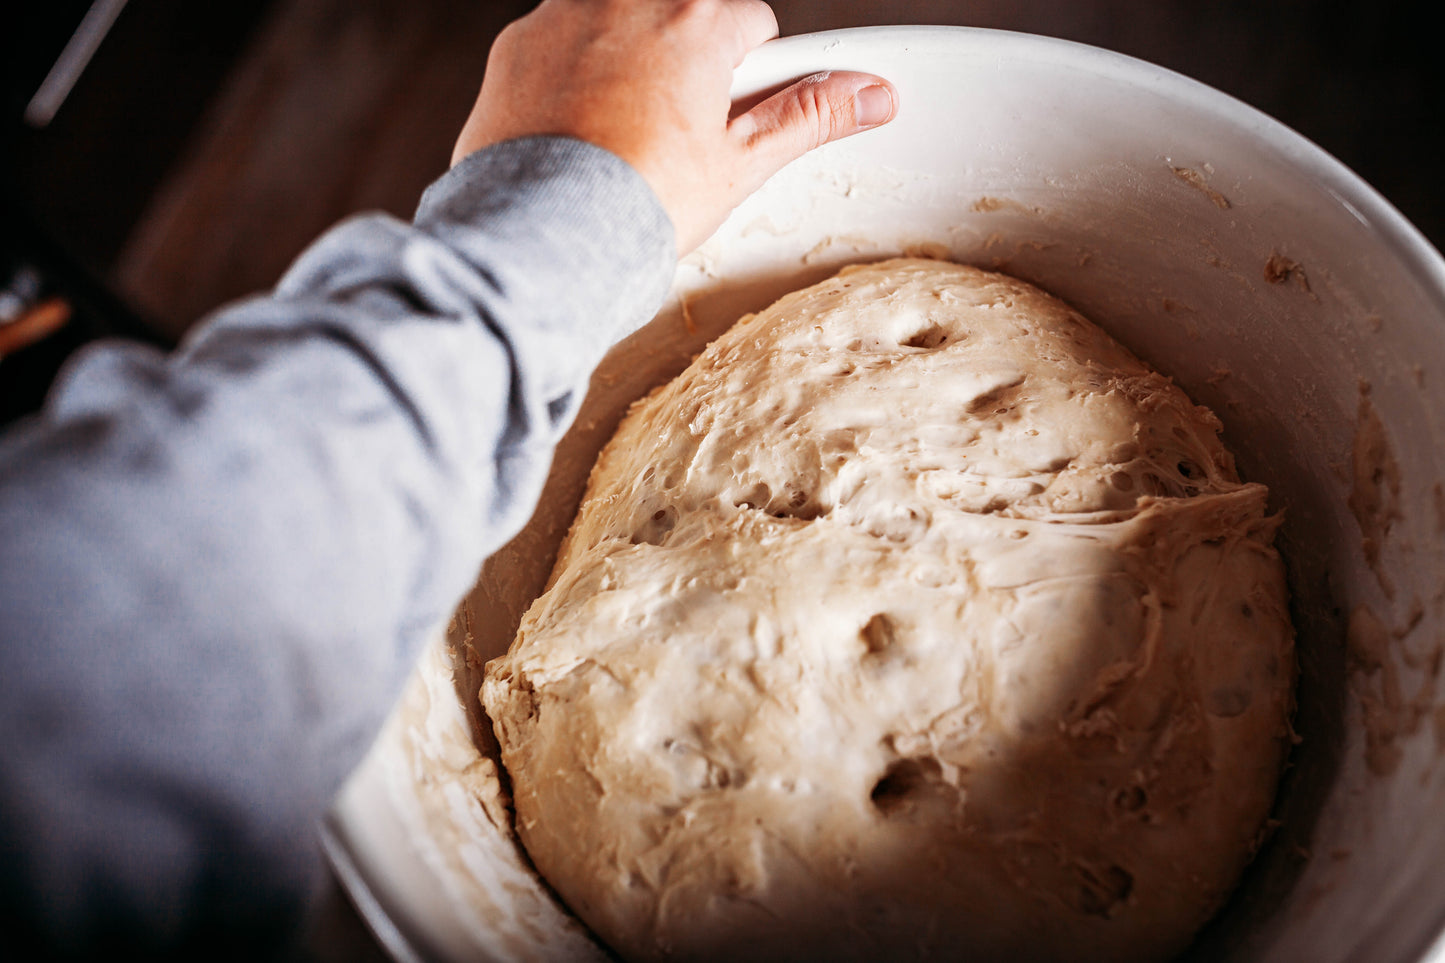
[0,136,675,953]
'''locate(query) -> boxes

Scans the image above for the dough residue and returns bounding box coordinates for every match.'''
[1348,383,1401,598]
[1169,164,1231,210]
[1263,251,1312,293]
[483,259,1296,962]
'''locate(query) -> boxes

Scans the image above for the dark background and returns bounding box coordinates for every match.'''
[3,0,1441,954]
[5,0,1442,340]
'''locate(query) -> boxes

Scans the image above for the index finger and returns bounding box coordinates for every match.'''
[721,0,779,66]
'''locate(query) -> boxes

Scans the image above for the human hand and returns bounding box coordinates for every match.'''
[451,0,898,254]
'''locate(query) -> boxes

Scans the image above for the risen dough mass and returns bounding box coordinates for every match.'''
[482,259,1294,962]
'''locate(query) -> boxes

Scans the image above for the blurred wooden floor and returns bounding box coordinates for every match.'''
[114,0,533,337]
[114,0,1442,338]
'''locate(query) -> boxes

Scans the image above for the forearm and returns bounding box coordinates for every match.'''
[0,136,673,953]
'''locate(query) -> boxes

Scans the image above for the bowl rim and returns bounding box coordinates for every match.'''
[738,25,1445,313]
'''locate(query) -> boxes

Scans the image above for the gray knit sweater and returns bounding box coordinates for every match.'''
[0,136,675,956]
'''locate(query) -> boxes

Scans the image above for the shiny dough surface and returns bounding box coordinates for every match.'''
[482,258,1295,961]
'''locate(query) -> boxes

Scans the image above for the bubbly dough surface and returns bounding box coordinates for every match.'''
[482,259,1295,962]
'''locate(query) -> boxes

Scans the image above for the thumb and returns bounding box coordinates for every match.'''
[729,71,897,190]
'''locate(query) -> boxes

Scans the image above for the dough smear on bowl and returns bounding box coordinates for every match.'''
[481,258,1295,962]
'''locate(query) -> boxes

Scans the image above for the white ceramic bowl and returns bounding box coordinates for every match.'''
[324,26,1445,962]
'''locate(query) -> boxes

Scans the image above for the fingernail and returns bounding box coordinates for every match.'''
[854,85,894,128]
